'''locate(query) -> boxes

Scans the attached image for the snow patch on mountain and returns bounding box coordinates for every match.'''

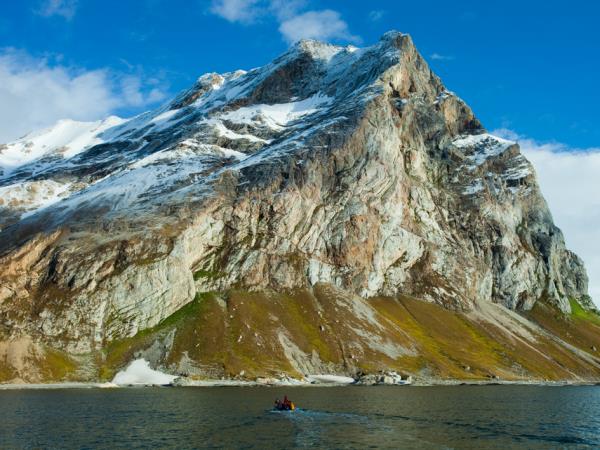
[202,118,270,143]
[502,156,531,180]
[221,93,332,130]
[151,109,179,125]
[454,133,515,167]
[0,116,125,175]
[0,179,72,219]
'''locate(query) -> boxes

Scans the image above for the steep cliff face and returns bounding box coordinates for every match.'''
[0,32,595,381]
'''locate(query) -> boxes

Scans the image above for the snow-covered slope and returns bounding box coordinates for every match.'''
[0,116,124,176]
[0,37,399,228]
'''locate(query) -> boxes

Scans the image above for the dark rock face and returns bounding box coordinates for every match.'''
[0,31,590,354]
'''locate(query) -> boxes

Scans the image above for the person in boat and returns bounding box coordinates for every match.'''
[282,395,295,410]
[274,395,295,411]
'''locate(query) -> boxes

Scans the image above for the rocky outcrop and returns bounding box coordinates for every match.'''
[0,31,592,366]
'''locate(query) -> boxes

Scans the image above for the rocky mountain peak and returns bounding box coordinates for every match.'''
[0,31,592,361]
[286,38,346,60]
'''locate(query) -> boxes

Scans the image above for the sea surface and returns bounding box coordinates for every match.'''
[1,385,599,449]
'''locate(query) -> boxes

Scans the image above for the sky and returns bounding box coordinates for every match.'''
[0,0,599,303]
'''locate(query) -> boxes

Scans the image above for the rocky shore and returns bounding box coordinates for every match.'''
[2,377,599,390]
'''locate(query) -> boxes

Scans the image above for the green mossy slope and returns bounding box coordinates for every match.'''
[3,288,600,383]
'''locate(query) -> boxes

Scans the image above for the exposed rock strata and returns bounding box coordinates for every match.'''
[0,32,594,379]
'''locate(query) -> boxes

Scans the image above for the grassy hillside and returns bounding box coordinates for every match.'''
[2,286,600,383]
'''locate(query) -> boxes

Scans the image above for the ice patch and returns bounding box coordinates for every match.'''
[112,359,176,386]
[307,374,355,384]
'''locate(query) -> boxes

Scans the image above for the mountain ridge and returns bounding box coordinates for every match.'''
[0,31,598,383]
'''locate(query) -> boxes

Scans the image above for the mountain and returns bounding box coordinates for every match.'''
[1,32,599,384]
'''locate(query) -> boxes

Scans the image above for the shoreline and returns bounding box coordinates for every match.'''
[1,378,599,390]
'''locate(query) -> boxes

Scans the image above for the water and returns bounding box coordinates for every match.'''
[1,385,600,449]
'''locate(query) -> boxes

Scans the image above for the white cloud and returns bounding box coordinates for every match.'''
[36,0,78,20]
[209,0,306,23]
[209,0,262,24]
[494,129,600,305]
[0,49,167,143]
[209,0,358,44]
[121,75,166,107]
[279,10,359,44]
[368,10,385,21]
[430,53,454,61]
[268,0,306,20]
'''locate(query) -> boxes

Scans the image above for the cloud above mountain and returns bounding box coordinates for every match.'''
[494,129,600,305]
[35,0,79,21]
[430,53,454,61]
[278,10,358,43]
[209,0,262,24]
[0,49,167,143]
[209,0,358,43]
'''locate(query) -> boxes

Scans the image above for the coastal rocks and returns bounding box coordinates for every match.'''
[356,371,412,386]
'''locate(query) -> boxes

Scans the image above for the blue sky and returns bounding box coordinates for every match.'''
[1,0,598,147]
[1,0,600,303]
